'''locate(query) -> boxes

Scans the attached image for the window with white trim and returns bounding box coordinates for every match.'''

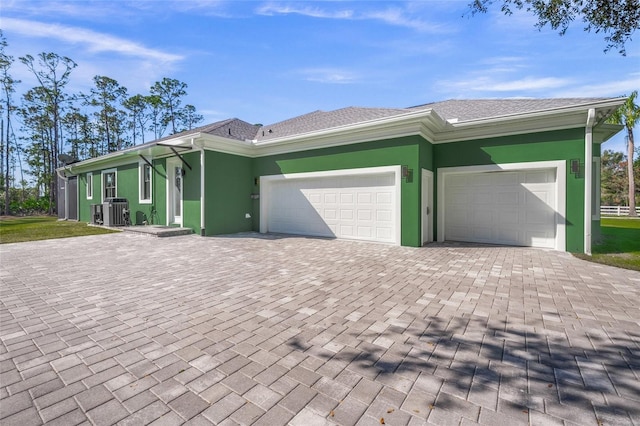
[102,169,117,201]
[139,161,152,203]
[86,173,93,199]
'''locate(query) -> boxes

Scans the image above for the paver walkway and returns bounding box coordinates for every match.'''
[1,232,639,426]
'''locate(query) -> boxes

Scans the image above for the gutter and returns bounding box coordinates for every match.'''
[584,108,596,255]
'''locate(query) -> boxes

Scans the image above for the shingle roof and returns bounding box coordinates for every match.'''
[410,98,612,122]
[155,118,260,143]
[253,98,613,141]
[255,106,409,141]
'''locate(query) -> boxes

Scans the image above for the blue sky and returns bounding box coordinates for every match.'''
[1,0,638,153]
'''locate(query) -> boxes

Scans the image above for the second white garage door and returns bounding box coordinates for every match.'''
[261,168,399,244]
[443,168,558,248]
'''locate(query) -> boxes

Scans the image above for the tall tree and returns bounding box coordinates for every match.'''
[19,52,76,214]
[62,108,96,160]
[20,86,55,206]
[146,94,166,140]
[0,30,20,215]
[176,104,203,132]
[123,94,150,146]
[84,76,128,154]
[150,78,187,135]
[469,0,640,54]
[607,91,639,216]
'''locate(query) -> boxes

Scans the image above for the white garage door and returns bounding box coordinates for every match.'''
[263,171,398,244]
[444,168,557,248]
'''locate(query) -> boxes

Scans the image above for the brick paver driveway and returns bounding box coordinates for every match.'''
[1,233,639,426]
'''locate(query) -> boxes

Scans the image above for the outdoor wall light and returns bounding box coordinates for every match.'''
[402,165,413,182]
[570,159,581,177]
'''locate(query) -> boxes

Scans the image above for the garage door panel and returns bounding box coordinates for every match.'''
[340,209,354,220]
[498,209,519,225]
[376,227,393,240]
[444,168,557,248]
[357,226,372,238]
[528,231,555,248]
[340,193,354,203]
[266,171,397,243]
[448,227,468,240]
[525,209,554,225]
[472,227,493,241]
[471,191,493,205]
[496,191,519,204]
[376,192,393,204]
[377,209,392,222]
[525,169,555,183]
[471,209,493,225]
[358,210,372,220]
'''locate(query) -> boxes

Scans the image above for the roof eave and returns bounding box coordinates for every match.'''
[432,97,626,143]
[63,133,201,174]
[249,109,447,156]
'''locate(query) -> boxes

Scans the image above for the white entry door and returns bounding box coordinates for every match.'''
[167,158,183,226]
[421,169,433,245]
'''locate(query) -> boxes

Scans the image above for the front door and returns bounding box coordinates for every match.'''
[421,169,433,245]
[167,158,183,226]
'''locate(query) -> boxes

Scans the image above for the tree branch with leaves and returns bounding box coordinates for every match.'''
[469,0,640,55]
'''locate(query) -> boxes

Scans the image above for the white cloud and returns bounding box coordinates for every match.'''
[2,18,183,64]
[555,74,640,98]
[362,7,448,33]
[256,3,354,19]
[295,68,360,84]
[444,75,572,93]
[255,2,448,33]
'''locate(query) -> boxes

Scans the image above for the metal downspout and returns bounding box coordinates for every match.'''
[192,138,206,236]
[584,108,596,255]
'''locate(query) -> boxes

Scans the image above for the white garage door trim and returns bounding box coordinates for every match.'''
[260,166,402,245]
[437,160,566,251]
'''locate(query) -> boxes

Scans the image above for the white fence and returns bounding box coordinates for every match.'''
[601,206,640,216]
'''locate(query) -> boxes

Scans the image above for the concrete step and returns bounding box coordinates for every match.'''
[122,225,193,237]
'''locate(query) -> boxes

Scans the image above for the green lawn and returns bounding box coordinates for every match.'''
[0,216,119,244]
[576,218,640,271]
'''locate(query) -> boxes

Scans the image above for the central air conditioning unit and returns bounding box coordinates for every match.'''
[90,204,103,225]
[102,198,128,226]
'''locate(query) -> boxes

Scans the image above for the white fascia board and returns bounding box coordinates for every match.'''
[253,121,434,157]
[67,151,130,174]
[199,134,255,157]
[432,98,627,144]
[251,111,445,157]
